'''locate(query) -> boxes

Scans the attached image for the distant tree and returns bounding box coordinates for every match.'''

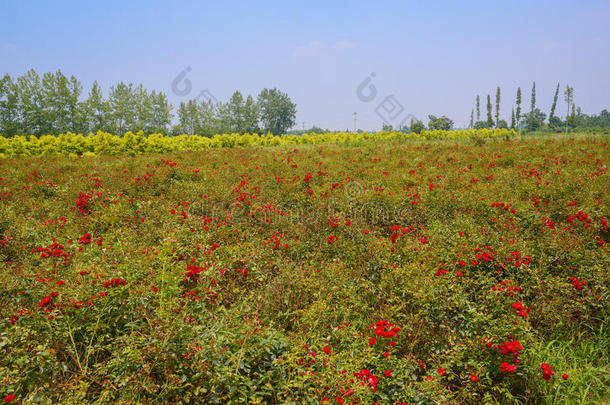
[469,109,474,128]
[486,95,493,128]
[108,82,136,134]
[515,87,522,128]
[242,95,260,133]
[495,87,501,128]
[549,83,560,128]
[564,85,574,134]
[409,118,425,134]
[511,109,516,129]
[148,90,172,134]
[497,119,508,129]
[428,115,453,130]
[525,108,546,132]
[530,81,536,115]
[0,74,20,136]
[476,95,481,122]
[257,88,296,134]
[176,100,199,135]
[382,123,393,131]
[227,91,245,132]
[549,116,563,129]
[15,69,45,135]
[83,81,109,133]
[215,101,232,133]
[197,99,216,136]
[133,84,151,132]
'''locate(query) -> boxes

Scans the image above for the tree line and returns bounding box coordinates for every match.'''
[468,83,610,132]
[0,69,297,137]
[386,83,609,134]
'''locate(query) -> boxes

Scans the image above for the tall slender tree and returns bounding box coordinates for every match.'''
[83,81,108,133]
[511,109,515,129]
[486,94,493,128]
[564,85,574,134]
[469,109,474,129]
[530,81,536,115]
[242,95,260,134]
[495,87,501,128]
[515,87,522,128]
[476,95,481,122]
[549,83,560,125]
[0,74,20,136]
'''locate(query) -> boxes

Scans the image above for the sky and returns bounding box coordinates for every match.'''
[1,0,609,131]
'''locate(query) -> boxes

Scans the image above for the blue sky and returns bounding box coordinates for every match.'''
[1,0,609,130]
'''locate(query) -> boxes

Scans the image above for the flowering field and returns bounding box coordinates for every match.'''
[0,135,608,404]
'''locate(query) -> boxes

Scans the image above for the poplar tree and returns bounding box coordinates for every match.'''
[515,87,522,127]
[495,87,501,128]
[549,83,560,125]
[530,81,536,114]
[486,94,493,128]
[564,85,574,134]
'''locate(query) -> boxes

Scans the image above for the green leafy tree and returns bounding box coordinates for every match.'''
[564,85,574,133]
[427,115,454,130]
[486,94,494,128]
[495,87,501,128]
[530,81,536,115]
[515,87,522,127]
[242,95,260,134]
[510,109,515,129]
[108,82,136,134]
[148,90,172,134]
[549,83,560,127]
[476,95,480,121]
[197,99,216,136]
[83,81,109,133]
[525,108,546,132]
[227,91,245,133]
[409,118,425,134]
[215,101,232,134]
[177,100,199,135]
[257,88,296,134]
[133,84,151,132]
[15,69,45,135]
[469,109,474,129]
[0,74,20,136]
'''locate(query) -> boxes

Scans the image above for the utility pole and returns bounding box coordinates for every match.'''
[353,112,357,132]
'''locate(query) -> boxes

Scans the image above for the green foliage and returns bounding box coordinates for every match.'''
[409,119,426,134]
[427,115,454,131]
[516,87,522,125]
[257,88,297,135]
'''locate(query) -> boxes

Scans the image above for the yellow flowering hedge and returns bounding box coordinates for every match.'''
[0,128,517,158]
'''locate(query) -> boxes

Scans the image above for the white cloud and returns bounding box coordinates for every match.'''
[332,40,355,50]
[293,41,323,58]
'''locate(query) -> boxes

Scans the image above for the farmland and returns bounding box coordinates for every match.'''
[0,133,609,404]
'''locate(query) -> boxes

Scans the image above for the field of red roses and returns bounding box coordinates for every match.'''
[1,135,608,404]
